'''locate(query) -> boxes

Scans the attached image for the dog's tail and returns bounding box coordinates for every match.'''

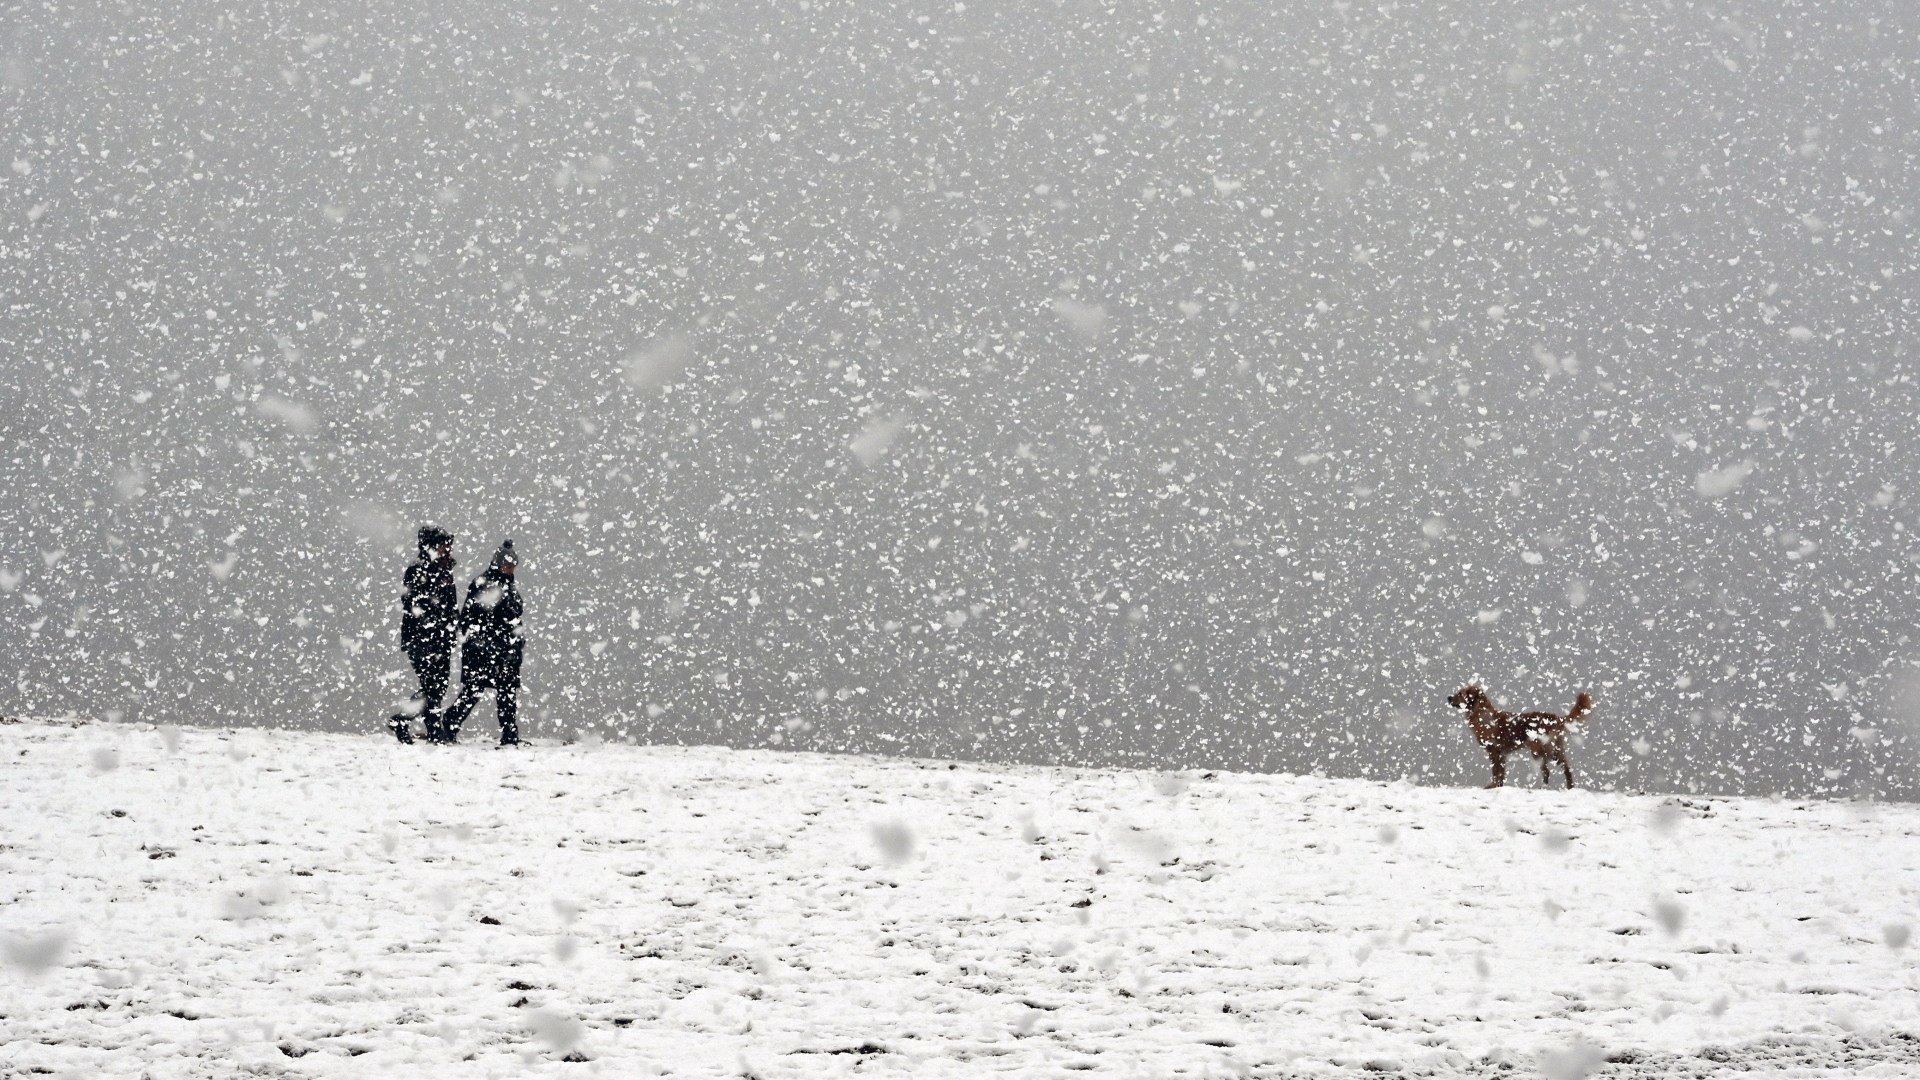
[1566,692,1595,724]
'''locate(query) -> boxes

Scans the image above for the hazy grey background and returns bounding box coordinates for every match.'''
[3,0,1916,797]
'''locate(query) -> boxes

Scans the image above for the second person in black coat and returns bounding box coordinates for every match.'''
[439,538,525,746]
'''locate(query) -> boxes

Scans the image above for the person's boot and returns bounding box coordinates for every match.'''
[389,714,416,744]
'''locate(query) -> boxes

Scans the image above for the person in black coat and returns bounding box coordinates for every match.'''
[441,538,525,746]
[392,525,457,744]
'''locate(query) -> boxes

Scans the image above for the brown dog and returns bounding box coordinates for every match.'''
[1446,685,1594,789]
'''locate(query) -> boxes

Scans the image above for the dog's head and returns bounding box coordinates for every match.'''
[1447,685,1482,711]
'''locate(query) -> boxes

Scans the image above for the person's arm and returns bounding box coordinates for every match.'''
[462,581,491,638]
[431,571,459,628]
[400,564,421,644]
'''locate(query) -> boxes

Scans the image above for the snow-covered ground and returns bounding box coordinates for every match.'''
[3,718,1918,1078]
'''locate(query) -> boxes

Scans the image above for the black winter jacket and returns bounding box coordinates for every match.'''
[458,569,524,688]
[400,557,459,657]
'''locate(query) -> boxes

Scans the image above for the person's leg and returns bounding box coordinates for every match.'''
[395,650,437,743]
[389,691,416,742]
[439,680,480,744]
[496,680,520,746]
[420,653,451,740]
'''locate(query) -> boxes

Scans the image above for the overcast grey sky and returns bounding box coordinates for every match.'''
[3,0,1917,797]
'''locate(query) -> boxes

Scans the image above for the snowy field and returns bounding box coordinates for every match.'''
[4,718,1919,1079]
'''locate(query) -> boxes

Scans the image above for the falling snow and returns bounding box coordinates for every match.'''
[1,0,1917,1073]
[3,0,1917,798]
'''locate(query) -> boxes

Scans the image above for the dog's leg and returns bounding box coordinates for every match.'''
[1560,744,1576,789]
[1486,750,1506,788]
[1539,754,1552,787]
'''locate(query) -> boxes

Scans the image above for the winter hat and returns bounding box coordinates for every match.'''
[417,524,454,550]
[489,538,518,571]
